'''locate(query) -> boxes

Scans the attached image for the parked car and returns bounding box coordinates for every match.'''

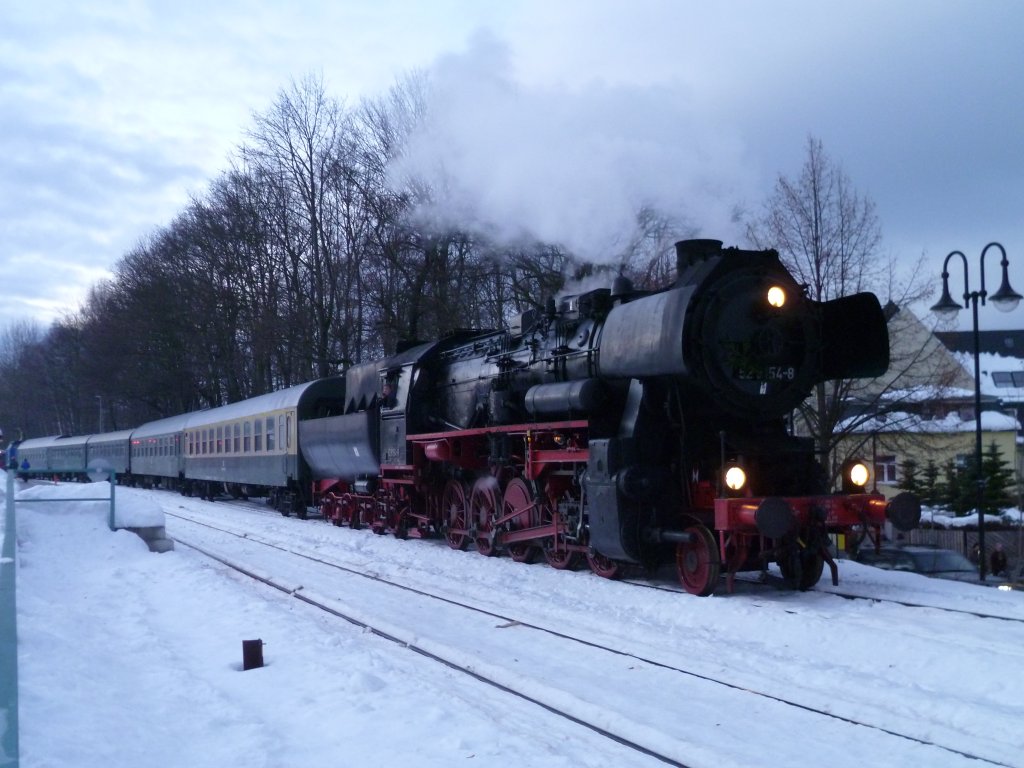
[855,545,1003,585]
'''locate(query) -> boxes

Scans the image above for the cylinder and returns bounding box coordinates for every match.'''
[524,379,606,417]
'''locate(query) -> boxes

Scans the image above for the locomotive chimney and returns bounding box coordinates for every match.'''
[674,239,723,277]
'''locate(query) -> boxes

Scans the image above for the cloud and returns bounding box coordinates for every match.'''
[3,0,1023,331]
[390,31,754,261]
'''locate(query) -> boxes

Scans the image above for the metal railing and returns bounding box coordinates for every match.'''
[2,471,20,767]
[0,468,119,767]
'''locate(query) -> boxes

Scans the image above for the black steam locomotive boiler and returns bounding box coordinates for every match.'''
[302,239,920,596]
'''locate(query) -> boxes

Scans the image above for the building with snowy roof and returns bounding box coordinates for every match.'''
[836,310,1022,502]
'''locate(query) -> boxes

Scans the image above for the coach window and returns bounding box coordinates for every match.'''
[266,417,275,452]
[233,423,241,453]
[217,426,223,454]
[244,422,251,453]
[285,415,292,449]
[254,419,263,452]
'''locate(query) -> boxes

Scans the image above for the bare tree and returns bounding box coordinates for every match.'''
[747,136,935,482]
[0,321,46,438]
[244,74,355,380]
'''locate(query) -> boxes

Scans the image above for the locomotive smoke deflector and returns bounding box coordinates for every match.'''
[818,291,890,380]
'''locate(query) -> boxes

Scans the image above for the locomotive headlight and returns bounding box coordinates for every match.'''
[841,459,871,493]
[848,462,869,487]
[724,465,747,491]
[767,285,786,308]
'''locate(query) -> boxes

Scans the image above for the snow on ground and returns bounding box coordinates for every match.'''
[4,479,1024,768]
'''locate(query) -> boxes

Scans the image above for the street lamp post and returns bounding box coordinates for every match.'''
[931,242,1022,580]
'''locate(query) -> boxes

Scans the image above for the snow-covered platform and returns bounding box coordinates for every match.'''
[13,480,173,552]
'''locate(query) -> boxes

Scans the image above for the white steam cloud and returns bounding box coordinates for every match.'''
[389,30,754,262]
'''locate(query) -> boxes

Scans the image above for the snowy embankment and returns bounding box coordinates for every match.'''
[9,481,1024,768]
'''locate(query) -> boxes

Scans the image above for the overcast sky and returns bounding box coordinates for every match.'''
[2,0,1023,333]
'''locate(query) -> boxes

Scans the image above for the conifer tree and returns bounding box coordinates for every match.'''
[898,457,920,495]
[943,460,968,515]
[949,442,1016,516]
[980,441,1016,513]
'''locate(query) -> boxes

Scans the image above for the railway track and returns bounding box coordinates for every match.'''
[172,532,692,768]
[207,499,1024,626]
[206,495,1024,624]
[621,573,1024,624]
[165,508,1017,768]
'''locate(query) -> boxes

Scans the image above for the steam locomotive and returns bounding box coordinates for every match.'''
[303,238,920,595]
[14,238,920,596]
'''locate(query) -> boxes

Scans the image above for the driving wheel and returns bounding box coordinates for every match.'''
[503,478,538,564]
[470,477,500,557]
[442,479,470,551]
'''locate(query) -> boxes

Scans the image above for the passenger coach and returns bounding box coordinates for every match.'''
[14,435,64,474]
[88,429,133,478]
[131,414,189,489]
[181,377,347,513]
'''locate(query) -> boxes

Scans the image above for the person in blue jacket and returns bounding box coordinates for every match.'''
[6,430,21,471]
